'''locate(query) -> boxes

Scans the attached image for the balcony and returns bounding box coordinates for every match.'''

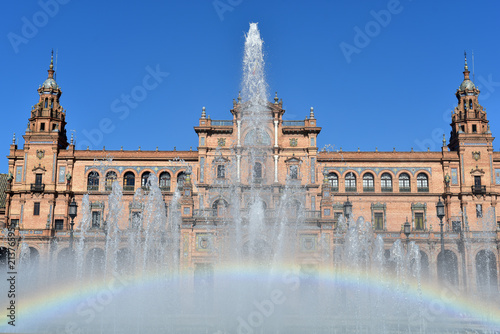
[417,187,429,193]
[87,185,99,192]
[381,187,393,193]
[282,120,305,126]
[305,210,321,219]
[472,185,486,194]
[211,120,233,126]
[399,187,411,193]
[160,186,171,192]
[31,183,45,192]
[345,187,357,193]
[123,185,135,192]
[363,187,374,192]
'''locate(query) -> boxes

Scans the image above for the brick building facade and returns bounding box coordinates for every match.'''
[1,53,498,293]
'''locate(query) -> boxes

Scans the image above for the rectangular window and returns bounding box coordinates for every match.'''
[35,174,43,185]
[200,137,205,146]
[374,212,384,230]
[40,123,45,131]
[414,212,424,231]
[476,204,483,218]
[34,202,40,215]
[311,196,315,211]
[184,207,191,215]
[324,209,331,216]
[55,219,64,230]
[290,165,298,179]
[217,165,225,179]
[472,124,477,133]
[9,219,19,229]
[310,137,315,146]
[131,212,142,229]
[92,211,101,228]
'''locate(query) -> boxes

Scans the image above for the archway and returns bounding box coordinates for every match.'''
[476,250,498,293]
[437,250,459,286]
[85,248,105,277]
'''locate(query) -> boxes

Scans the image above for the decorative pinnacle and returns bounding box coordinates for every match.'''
[464,51,468,71]
[70,133,74,145]
[237,91,242,103]
[274,92,278,104]
[50,49,54,70]
[442,134,446,147]
[201,106,206,118]
[310,107,315,119]
[12,133,15,145]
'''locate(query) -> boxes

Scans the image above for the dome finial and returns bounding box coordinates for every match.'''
[201,106,206,119]
[464,50,468,71]
[310,107,315,119]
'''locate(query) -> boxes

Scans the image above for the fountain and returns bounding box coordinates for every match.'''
[1,23,500,334]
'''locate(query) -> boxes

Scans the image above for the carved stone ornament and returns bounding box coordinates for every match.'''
[472,151,480,161]
[36,149,45,159]
[217,138,226,147]
[290,138,298,147]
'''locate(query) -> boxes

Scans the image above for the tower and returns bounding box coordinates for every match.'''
[448,52,492,151]
[24,51,68,149]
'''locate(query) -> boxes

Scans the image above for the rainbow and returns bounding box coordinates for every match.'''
[1,265,499,332]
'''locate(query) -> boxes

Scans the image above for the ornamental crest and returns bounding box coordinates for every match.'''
[290,138,298,147]
[36,149,45,160]
[217,138,226,147]
[472,151,480,161]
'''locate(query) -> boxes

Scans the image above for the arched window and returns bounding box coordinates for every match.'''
[253,162,262,179]
[105,171,117,191]
[123,172,135,192]
[399,173,411,192]
[381,173,392,192]
[177,172,187,190]
[141,171,151,189]
[417,173,429,192]
[212,199,229,217]
[87,171,99,191]
[327,173,338,191]
[44,98,48,108]
[159,172,171,191]
[469,99,473,109]
[362,173,374,192]
[345,172,356,192]
[438,250,459,286]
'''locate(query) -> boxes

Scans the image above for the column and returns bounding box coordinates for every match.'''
[237,155,241,182]
[237,120,242,147]
[274,155,278,183]
[274,120,278,147]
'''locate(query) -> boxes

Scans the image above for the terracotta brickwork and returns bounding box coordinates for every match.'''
[0,55,499,293]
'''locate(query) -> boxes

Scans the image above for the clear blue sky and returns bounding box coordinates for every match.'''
[1,0,499,172]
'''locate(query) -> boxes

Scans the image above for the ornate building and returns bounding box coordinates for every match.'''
[1,53,498,293]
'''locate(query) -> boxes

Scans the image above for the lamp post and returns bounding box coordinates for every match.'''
[436,198,445,254]
[403,217,411,250]
[343,196,352,228]
[68,199,78,252]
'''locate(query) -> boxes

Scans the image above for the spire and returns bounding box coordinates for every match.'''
[12,133,15,145]
[310,107,315,119]
[463,51,470,80]
[48,50,55,79]
[274,92,278,104]
[201,106,206,119]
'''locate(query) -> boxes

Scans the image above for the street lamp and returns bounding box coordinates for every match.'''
[403,217,411,249]
[436,198,445,254]
[343,196,352,228]
[68,199,78,251]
